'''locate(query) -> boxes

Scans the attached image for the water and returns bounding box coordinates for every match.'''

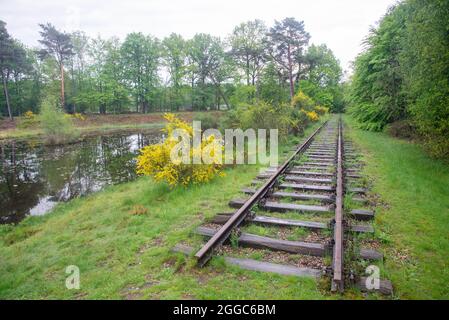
[0,131,162,224]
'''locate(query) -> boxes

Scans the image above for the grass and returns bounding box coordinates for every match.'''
[0,120,328,300]
[344,115,449,299]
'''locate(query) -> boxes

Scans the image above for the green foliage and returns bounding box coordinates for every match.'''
[39,94,78,144]
[291,91,315,110]
[1,18,344,120]
[121,33,161,113]
[228,20,267,86]
[301,44,343,111]
[17,111,40,129]
[221,99,319,140]
[257,62,290,105]
[229,84,256,107]
[348,0,449,158]
[400,0,449,158]
[265,17,310,98]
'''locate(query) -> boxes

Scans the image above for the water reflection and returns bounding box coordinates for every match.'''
[0,131,161,224]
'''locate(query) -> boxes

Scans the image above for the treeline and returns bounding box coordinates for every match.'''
[348,0,449,157]
[0,18,343,118]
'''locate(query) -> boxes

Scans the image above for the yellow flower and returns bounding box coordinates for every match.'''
[136,113,224,187]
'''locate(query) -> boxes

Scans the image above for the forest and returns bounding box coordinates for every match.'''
[348,0,449,157]
[0,17,343,117]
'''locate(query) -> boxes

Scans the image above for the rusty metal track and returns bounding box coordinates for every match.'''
[183,116,393,295]
[194,121,328,266]
[331,117,344,292]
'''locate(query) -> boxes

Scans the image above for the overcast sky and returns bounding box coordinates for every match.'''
[1,0,398,72]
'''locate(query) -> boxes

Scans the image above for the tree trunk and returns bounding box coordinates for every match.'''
[214,82,229,109]
[60,63,65,110]
[287,45,295,99]
[1,72,12,119]
[246,55,250,86]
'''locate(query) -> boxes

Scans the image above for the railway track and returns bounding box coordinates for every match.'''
[174,117,392,295]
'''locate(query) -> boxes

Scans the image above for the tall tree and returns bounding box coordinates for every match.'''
[38,23,74,110]
[162,33,186,110]
[301,44,342,110]
[265,17,310,99]
[0,21,29,119]
[0,20,14,119]
[121,33,160,113]
[228,20,267,86]
[68,31,89,113]
[188,34,230,109]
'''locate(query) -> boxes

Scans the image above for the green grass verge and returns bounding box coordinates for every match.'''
[344,115,449,299]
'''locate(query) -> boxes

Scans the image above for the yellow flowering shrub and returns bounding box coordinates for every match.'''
[73,113,86,121]
[24,110,36,119]
[305,110,320,122]
[291,91,315,111]
[64,113,86,121]
[18,110,39,129]
[314,106,329,115]
[136,113,224,187]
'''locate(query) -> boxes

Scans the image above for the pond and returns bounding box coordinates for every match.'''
[0,131,162,224]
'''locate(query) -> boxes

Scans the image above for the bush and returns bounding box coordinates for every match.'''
[17,110,40,129]
[220,98,323,140]
[291,91,315,111]
[314,106,329,116]
[221,101,293,140]
[39,95,79,144]
[136,113,224,187]
[386,120,417,140]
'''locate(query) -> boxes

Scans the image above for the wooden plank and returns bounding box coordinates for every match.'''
[226,257,322,278]
[272,191,334,202]
[230,199,332,213]
[348,187,367,194]
[350,209,375,221]
[229,199,248,208]
[347,173,362,179]
[280,183,335,192]
[213,213,373,234]
[302,162,334,167]
[253,216,327,230]
[264,201,332,213]
[211,213,328,230]
[196,227,326,256]
[294,166,333,171]
[172,244,322,278]
[284,175,333,183]
[360,248,383,260]
[352,196,367,203]
[358,277,393,295]
[350,224,374,233]
[241,189,334,203]
[306,153,335,157]
[287,170,333,177]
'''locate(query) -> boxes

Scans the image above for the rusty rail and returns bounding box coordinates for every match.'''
[194,121,328,266]
[331,117,344,292]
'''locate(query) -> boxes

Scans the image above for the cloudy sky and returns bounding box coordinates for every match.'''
[1,0,398,72]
